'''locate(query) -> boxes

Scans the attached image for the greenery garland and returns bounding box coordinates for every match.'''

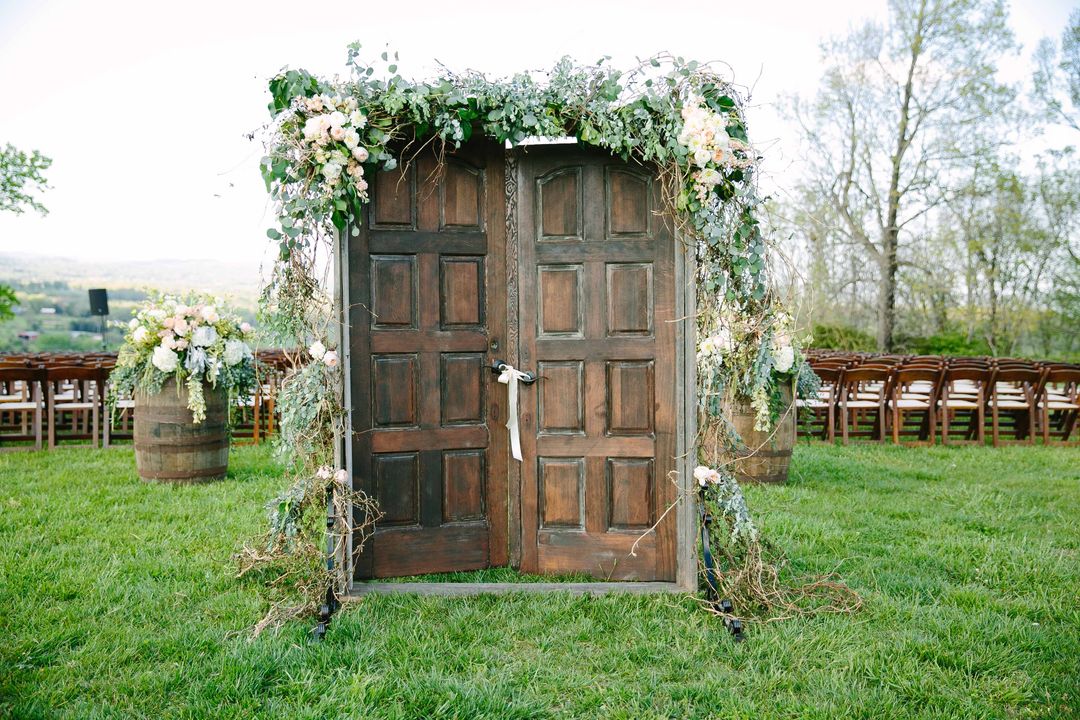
[248,45,843,631]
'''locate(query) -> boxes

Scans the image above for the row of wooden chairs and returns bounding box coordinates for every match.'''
[797,357,1080,446]
[0,352,291,451]
[0,365,109,450]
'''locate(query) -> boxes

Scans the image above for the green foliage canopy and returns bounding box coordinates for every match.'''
[0,143,52,216]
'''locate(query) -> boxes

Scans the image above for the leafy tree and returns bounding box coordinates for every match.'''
[1033,8,1080,132]
[788,0,1017,350]
[1029,149,1080,359]
[0,285,16,322]
[1,142,52,322]
[1,143,52,216]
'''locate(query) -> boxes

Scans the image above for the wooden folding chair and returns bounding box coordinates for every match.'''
[889,367,941,445]
[837,367,891,444]
[0,367,45,451]
[939,366,990,445]
[46,366,105,449]
[796,366,843,442]
[105,378,135,446]
[988,368,1043,447]
[1040,368,1080,445]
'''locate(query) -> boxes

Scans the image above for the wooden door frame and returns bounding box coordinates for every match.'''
[338,143,698,594]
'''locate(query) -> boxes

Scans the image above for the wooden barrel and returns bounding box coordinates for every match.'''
[700,381,795,485]
[134,377,229,482]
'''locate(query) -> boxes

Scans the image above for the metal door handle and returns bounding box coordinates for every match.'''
[489,358,536,384]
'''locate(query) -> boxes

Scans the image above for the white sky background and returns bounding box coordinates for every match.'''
[0,0,1073,278]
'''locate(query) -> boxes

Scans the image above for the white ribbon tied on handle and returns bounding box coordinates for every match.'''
[496,363,531,461]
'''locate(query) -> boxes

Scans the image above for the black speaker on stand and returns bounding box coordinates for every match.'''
[88,288,109,351]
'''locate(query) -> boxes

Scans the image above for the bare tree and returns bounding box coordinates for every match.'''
[787,0,1016,350]
[945,150,1080,356]
[1033,8,1080,132]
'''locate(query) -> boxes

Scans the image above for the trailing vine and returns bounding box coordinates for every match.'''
[248,44,850,632]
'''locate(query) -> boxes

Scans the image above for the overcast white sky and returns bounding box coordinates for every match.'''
[0,0,1072,271]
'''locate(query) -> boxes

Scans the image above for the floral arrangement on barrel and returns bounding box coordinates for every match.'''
[697,305,819,433]
[109,293,257,423]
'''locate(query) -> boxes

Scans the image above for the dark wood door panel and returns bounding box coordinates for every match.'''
[518,145,676,582]
[350,140,508,579]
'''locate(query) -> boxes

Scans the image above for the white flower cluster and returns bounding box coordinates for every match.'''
[771,312,796,374]
[315,465,349,485]
[697,328,733,360]
[308,340,339,369]
[118,294,255,423]
[123,295,252,379]
[693,465,723,487]
[296,94,371,195]
[677,94,749,202]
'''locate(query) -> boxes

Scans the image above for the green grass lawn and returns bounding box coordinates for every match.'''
[1,443,1078,719]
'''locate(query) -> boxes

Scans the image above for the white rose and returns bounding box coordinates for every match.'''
[132,326,149,343]
[308,340,326,360]
[200,305,219,323]
[327,111,347,128]
[693,147,712,168]
[128,318,139,329]
[316,466,333,480]
[343,129,360,148]
[334,468,348,485]
[330,126,346,142]
[351,146,369,162]
[240,322,253,334]
[698,168,721,186]
[322,350,339,368]
[223,339,250,366]
[693,466,712,487]
[774,345,795,373]
[303,115,327,141]
[191,326,218,347]
[322,163,342,181]
[151,345,179,372]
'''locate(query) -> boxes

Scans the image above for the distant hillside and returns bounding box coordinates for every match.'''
[0,253,265,353]
[0,252,264,304]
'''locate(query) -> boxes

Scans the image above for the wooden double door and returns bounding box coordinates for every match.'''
[349,141,676,582]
